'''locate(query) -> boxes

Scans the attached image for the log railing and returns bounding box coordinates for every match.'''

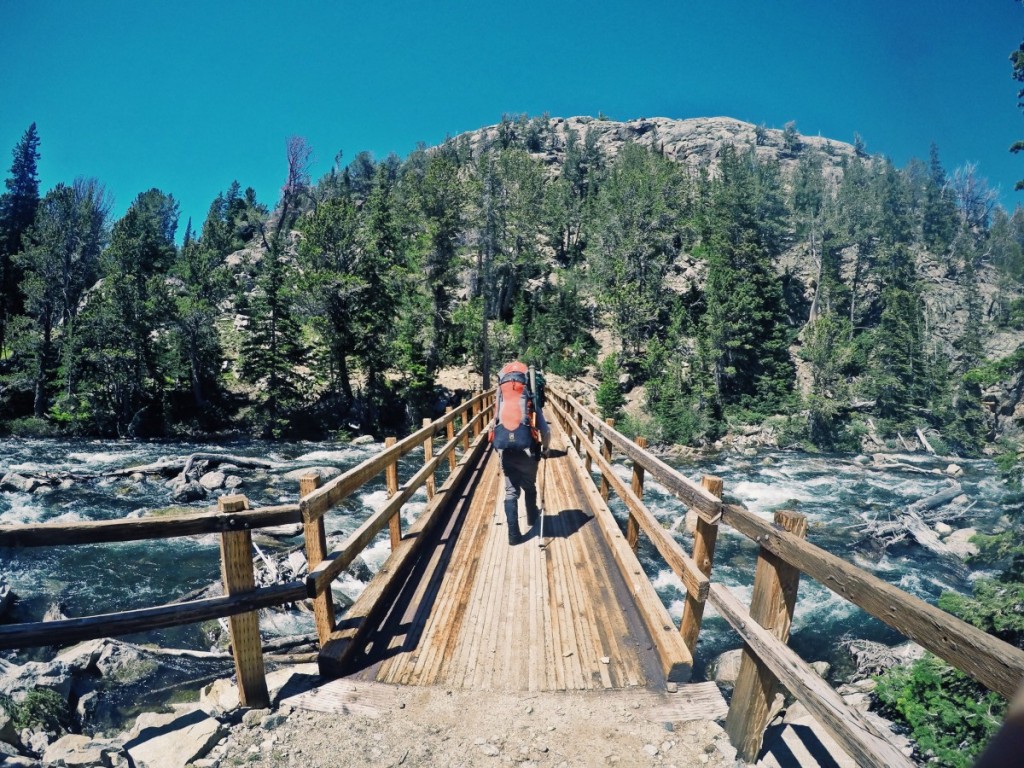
[547,386,1024,767]
[0,389,495,709]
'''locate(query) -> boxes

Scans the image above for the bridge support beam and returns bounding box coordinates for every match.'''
[301,474,336,644]
[679,475,722,653]
[725,510,808,762]
[218,494,269,709]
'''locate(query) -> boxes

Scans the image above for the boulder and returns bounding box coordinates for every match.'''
[198,471,226,491]
[351,435,376,446]
[945,528,979,559]
[95,642,158,684]
[944,463,964,478]
[42,734,123,768]
[0,707,17,745]
[124,707,226,768]
[934,521,953,537]
[0,473,39,494]
[168,478,206,503]
[809,660,830,678]
[54,639,109,673]
[283,466,342,483]
[199,678,238,715]
[224,475,243,490]
[708,649,744,687]
[0,659,72,702]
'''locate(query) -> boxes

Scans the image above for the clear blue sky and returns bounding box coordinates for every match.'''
[2,0,1022,238]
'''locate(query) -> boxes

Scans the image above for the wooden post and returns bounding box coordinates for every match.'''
[422,417,436,500]
[471,390,482,438]
[725,510,808,762]
[385,437,401,549]
[300,473,335,644]
[573,412,583,454]
[585,420,595,473]
[679,475,723,653]
[445,407,457,471]
[217,494,269,709]
[599,418,615,501]
[627,436,648,552]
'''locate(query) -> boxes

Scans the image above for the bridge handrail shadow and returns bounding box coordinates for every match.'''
[548,386,1024,767]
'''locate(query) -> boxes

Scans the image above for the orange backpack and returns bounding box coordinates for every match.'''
[490,362,540,452]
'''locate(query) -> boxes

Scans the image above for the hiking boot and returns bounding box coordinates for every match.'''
[526,506,539,527]
[507,528,522,546]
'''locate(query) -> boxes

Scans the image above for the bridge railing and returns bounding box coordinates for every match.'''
[0,389,494,708]
[547,387,1024,767]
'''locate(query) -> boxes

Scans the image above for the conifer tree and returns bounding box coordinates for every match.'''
[240,138,310,437]
[0,123,41,357]
[16,180,109,418]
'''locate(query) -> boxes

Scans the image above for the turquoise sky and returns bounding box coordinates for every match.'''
[2,0,1022,236]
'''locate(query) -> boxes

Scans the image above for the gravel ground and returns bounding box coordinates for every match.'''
[206,685,743,768]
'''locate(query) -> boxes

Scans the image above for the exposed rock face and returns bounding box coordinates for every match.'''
[123,707,226,768]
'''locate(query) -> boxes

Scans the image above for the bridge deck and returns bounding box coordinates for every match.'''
[346,425,663,691]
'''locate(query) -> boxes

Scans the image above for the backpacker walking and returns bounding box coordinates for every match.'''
[489,361,551,545]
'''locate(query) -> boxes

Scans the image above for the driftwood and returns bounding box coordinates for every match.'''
[111,452,279,477]
[916,428,937,456]
[859,483,969,561]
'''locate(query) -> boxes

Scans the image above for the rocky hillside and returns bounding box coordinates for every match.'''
[450,115,1024,445]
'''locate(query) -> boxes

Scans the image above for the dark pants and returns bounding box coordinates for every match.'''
[500,448,539,542]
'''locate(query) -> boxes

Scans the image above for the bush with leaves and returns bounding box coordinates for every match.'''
[874,655,1005,768]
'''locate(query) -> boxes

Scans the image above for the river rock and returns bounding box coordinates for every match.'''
[283,466,342,483]
[944,463,964,478]
[934,521,953,537]
[945,527,979,558]
[199,678,238,715]
[124,707,226,768]
[95,642,158,684]
[708,649,744,687]
[351,435,376,445]
[0,659,72,702]
[169,478,206,502]
[54,638,110,672]
[0,708,17,745]
[0,473,39,494]
[199,471,226,491]
[224,474,243,490]
[42,734,122,768]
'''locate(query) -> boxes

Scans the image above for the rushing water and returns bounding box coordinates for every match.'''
[0,438,1013,685]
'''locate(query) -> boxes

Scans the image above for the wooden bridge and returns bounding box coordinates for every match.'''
[3,388,1024,766]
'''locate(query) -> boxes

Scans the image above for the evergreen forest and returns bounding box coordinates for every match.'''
[1,115,1023,468]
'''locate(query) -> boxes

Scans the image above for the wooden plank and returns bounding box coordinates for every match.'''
[725,510,808,761]
[218,495,269,709]
[551,398,709,603]
[709,583,914,768]
[679,476,723,654]
[721,503,1024,700]
[553,389,721,521]
[558,416,693,683]
[317,432,490,679]
[0,504,302,547]
[0,583,306,650]
[643,681,730,723]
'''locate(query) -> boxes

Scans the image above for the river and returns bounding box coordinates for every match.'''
[0,437,1013,687]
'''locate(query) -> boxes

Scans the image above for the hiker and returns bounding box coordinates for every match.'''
[489,361,551,545]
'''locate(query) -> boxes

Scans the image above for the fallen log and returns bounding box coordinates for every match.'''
[111,452,279,477]
[906,483,962,515]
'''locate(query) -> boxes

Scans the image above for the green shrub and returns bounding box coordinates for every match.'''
[0,689,72,734]
[874,655,1005,767]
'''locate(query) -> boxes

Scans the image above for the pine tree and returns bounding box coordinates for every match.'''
[0,123,41,357]
[695,145,794,416]
[16,181,109,418]
[588,143,686,359]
